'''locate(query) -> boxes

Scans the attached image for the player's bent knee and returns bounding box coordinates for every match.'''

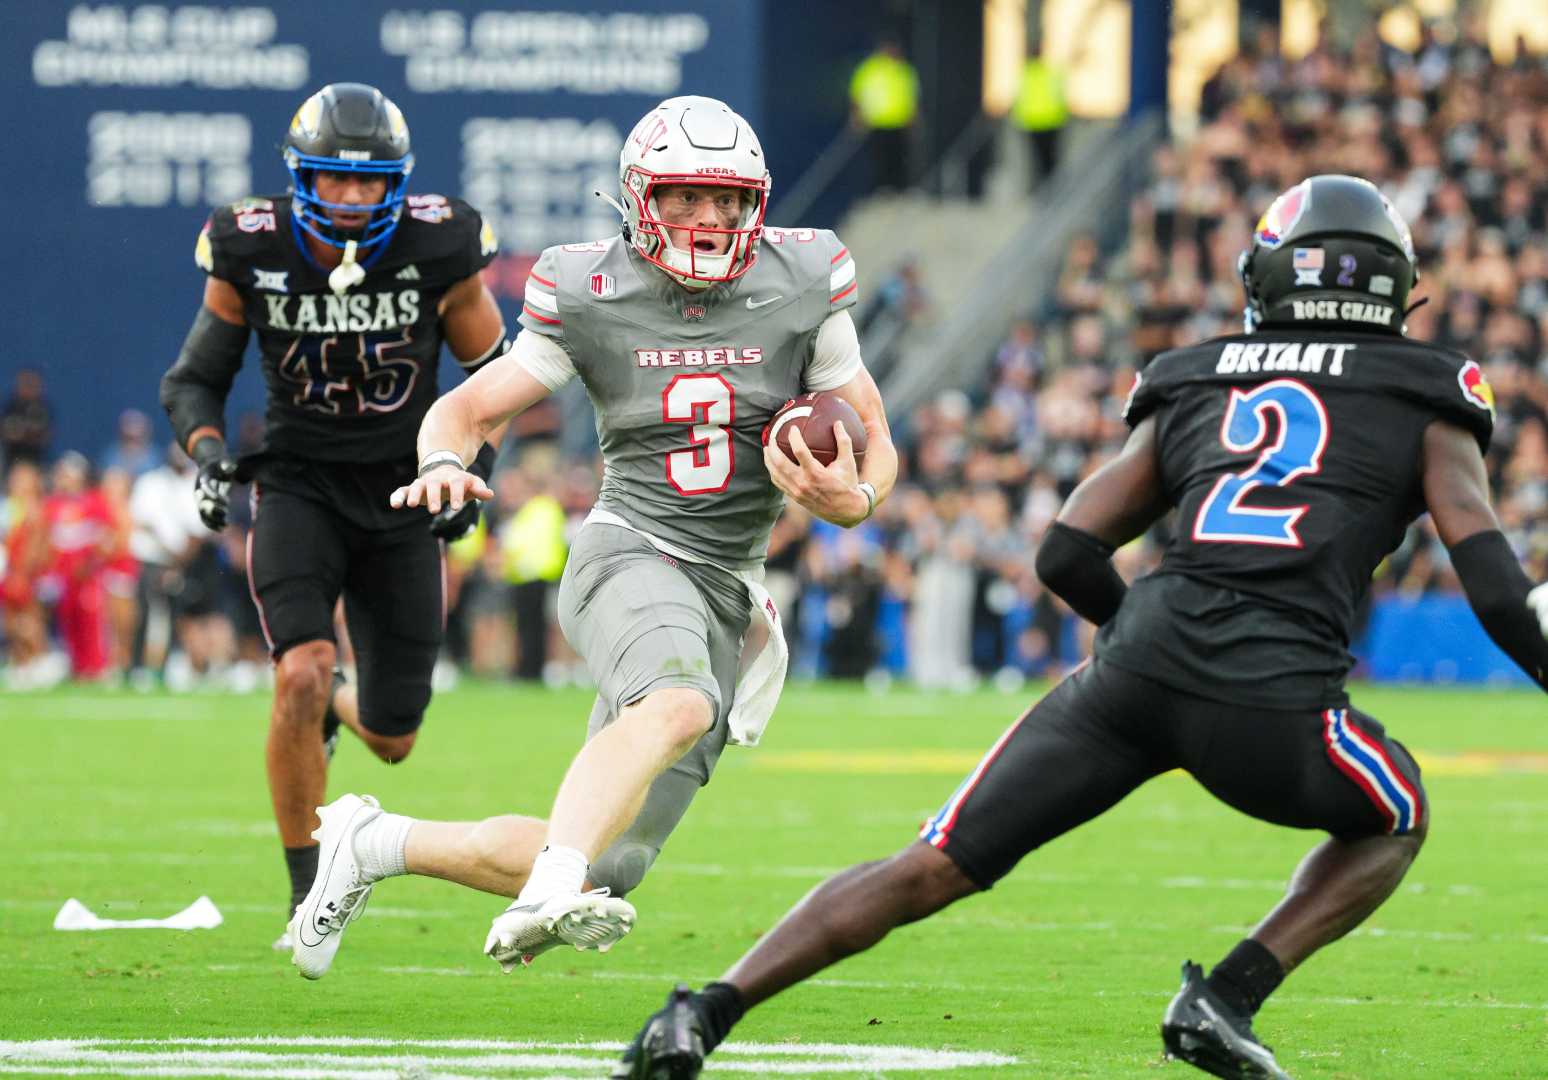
[360,729,417,764]
[889,842,979,916]
[638,687,714,750]
[589,841,658,898]
[273,640,335,727]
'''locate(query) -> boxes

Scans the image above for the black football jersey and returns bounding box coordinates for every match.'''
[195,193,497,463]
[1096,330,1496,709]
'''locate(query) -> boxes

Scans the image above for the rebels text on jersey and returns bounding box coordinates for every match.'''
[1097,331,1495,709]
[195,194,497,463]
[516,227,860,569]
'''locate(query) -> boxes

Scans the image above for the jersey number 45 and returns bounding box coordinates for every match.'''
[279,333,420,415]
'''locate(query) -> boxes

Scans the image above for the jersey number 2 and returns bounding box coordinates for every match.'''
[1193,379,1328,547]
[663,374,734,495]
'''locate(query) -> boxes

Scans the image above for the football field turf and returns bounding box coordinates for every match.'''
[3,681,1545,1078]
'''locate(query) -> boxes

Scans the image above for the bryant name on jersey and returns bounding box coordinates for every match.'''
[1103,329,1493,710]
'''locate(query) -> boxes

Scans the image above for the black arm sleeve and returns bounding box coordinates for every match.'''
[1449,529,1548,691]
[467,441,498,482]
[159,307,250,447]
[1034,521,1129,627]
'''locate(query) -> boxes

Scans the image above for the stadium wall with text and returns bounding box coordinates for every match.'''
[3,1,883,459]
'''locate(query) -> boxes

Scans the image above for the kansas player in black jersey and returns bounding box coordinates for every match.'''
[614,176,1548,1080]
[159,83,510,947]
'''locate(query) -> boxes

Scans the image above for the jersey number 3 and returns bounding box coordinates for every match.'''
[663,373,734,495]
[1193,379,1328,547]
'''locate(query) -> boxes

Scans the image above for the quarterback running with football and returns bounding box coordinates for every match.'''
[614,176,1548,1079]
[288,96,898,980]
[159,83,510,948]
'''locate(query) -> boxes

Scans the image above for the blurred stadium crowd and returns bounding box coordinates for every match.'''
[4,20,1547,692]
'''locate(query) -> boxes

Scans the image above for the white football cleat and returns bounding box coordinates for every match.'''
[272,926,292,952]
[483,889,637,972]
[288,794,382,980]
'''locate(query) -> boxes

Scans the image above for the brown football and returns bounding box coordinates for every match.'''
[764,392,868,468]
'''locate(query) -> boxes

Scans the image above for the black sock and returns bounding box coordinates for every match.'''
[1206,938,1284,1018]
[694,982,747,1053]
[284,844,320,915]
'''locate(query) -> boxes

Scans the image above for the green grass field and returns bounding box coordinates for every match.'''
[3,681,1545,1078]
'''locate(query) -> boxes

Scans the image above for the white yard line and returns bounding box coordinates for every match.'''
[164,965,1542,1011]
[0,1039,1018,1077]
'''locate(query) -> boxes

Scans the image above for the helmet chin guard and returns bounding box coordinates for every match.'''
[618,96,770,290]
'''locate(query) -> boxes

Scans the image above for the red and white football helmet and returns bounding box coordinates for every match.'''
[618,96,770,290]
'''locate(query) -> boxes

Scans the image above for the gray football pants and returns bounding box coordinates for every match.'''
[557,522,751,896]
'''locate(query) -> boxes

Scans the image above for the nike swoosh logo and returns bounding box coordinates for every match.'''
[745,295,782,309]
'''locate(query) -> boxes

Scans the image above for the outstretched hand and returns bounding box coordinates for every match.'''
[390,465,494,517]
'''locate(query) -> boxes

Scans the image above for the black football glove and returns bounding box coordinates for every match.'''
[190,437,238,531]
[429,498,481,541]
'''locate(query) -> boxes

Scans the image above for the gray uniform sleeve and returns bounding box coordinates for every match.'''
[518,247,566,340]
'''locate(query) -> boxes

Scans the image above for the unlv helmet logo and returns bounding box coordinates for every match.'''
[1255,181,1310,250]
[589,273,614,299]
[1458,360,1496,416]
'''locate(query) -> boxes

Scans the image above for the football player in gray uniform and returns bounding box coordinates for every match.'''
[287,96,897,980]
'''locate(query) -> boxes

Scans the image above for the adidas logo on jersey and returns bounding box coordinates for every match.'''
[395,264,421,281]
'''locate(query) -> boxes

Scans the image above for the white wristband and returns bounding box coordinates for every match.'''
[417,450,465,477]
[857,481,878,520]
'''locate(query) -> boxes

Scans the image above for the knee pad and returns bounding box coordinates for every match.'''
[589,841,658,898]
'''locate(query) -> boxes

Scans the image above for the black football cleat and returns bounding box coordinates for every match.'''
[612,984,706,1080]
[1161,962,1293,1079]
[322,666,346,761]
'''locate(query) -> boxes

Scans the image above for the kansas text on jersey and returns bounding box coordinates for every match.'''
[195,194,497,463]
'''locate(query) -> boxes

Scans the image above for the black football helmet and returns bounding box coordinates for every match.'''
[1239,174,1418,334]
[282,82,414,254]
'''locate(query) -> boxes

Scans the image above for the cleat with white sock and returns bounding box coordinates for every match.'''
[483,888,636,972]
[288,794,382,979]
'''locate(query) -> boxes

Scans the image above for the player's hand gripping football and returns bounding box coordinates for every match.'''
[764,423,868,527]
[389,465,494,520]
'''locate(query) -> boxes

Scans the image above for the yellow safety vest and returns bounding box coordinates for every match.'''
[1013,59,1068,132]
[849,54,919,130]
[500,495,567,584]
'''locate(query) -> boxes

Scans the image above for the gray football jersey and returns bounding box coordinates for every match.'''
[519,228,860,569]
